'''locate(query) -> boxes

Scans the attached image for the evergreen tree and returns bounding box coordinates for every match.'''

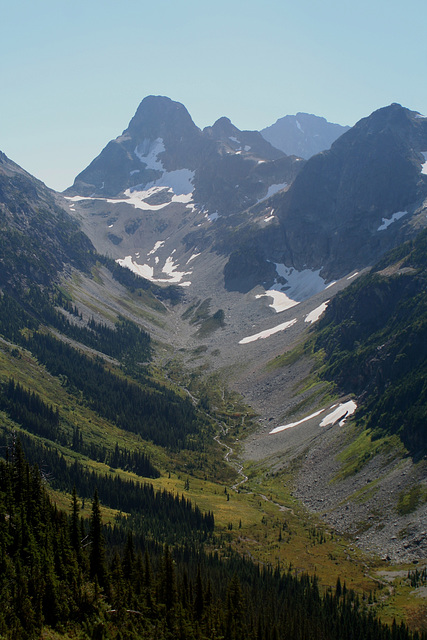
[89,489,107,587]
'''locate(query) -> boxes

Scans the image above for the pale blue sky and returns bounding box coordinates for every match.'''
[1,0,426,191]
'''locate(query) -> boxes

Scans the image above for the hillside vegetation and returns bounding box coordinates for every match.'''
[313,228,427,456]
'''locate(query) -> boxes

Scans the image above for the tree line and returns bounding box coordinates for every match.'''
[0,443,424,640]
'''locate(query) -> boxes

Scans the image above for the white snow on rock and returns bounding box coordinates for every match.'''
[133,138,195,197]
[229,136,240,144]
[116,255,191,285]
[238,318,297,344]
[244,145,251,151]
[377,210,407,231]
[276,264,328,300]
[319,400,357,427]
[207,211,219,222]
[269,400,357,434]
[187,252,201,263]
[421,152,427,174]
[347,272,359,280]
[144,168,195,196]
[257,182,288,204]
[305,300,329,324]
[116,256,154,280]
[147,240,165,256]
[257,264,328,313]
[255,290,298,313]
[270,409,324,434]
[130,169,140,175]
[134,138,165,170]
[65,183,192,211]
[161,255,191,281]
[296,120,303,133]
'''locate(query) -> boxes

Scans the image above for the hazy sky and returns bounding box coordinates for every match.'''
[2,0,426,191]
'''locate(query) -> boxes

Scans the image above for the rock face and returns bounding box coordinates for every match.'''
[223,104,427,288]
[65,96,206,198]
[65,95,301,214]
[66,98,427,304]
[273,104,427,278]
[261,112,350,159]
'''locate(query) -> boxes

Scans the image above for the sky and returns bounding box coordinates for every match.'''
[2,0,427,192]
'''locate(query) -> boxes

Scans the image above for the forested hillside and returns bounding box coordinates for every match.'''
[313,228,427,455]
[1,444,423,640]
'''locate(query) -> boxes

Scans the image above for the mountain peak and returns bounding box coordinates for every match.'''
[261,112,350,159]
[126,95,200,140]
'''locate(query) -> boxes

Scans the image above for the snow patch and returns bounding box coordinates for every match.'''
[319,401,357,427]
[255,291,298,313]
[147,240,165,256]
[134,138,165,170]
[116,255,191,284]
[270,409,324,434]
[130,169,140,175]
[377,210,407,231]
[65,189,175,212]
[239,318,297,344]
[296,120,303,133]
[257,265,328,313]
[187,253,200,263]
[421,152,427,175]
[257,182,288,204]
[244,145,251,151]
[229,136,240,144]
[207,211,219,222]
[347,272,359,280]
[116,256,154,280]
[269,400,357,434]
[305,300,329,324]
[143,168,194,196]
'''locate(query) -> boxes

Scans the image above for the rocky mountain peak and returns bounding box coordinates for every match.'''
[269,103,427,278]
[125,95,201,143]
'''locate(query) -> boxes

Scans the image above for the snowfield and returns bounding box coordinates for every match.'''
[305,300,329,324]
[319,400,357,427]
[238,318,297,344]
[257,182,288,204]
[65,185,192,211]
[256,264,329,313]
[116,255,192,285]
[270,400,357,434]
[377,210,407,231]
[134,138,165,170]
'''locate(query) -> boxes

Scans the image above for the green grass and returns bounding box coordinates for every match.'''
[333,426,404,482]
[396,485,427,515]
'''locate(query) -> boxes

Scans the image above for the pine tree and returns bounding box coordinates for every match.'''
[89,489,107,587]
[70,486,81,561]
